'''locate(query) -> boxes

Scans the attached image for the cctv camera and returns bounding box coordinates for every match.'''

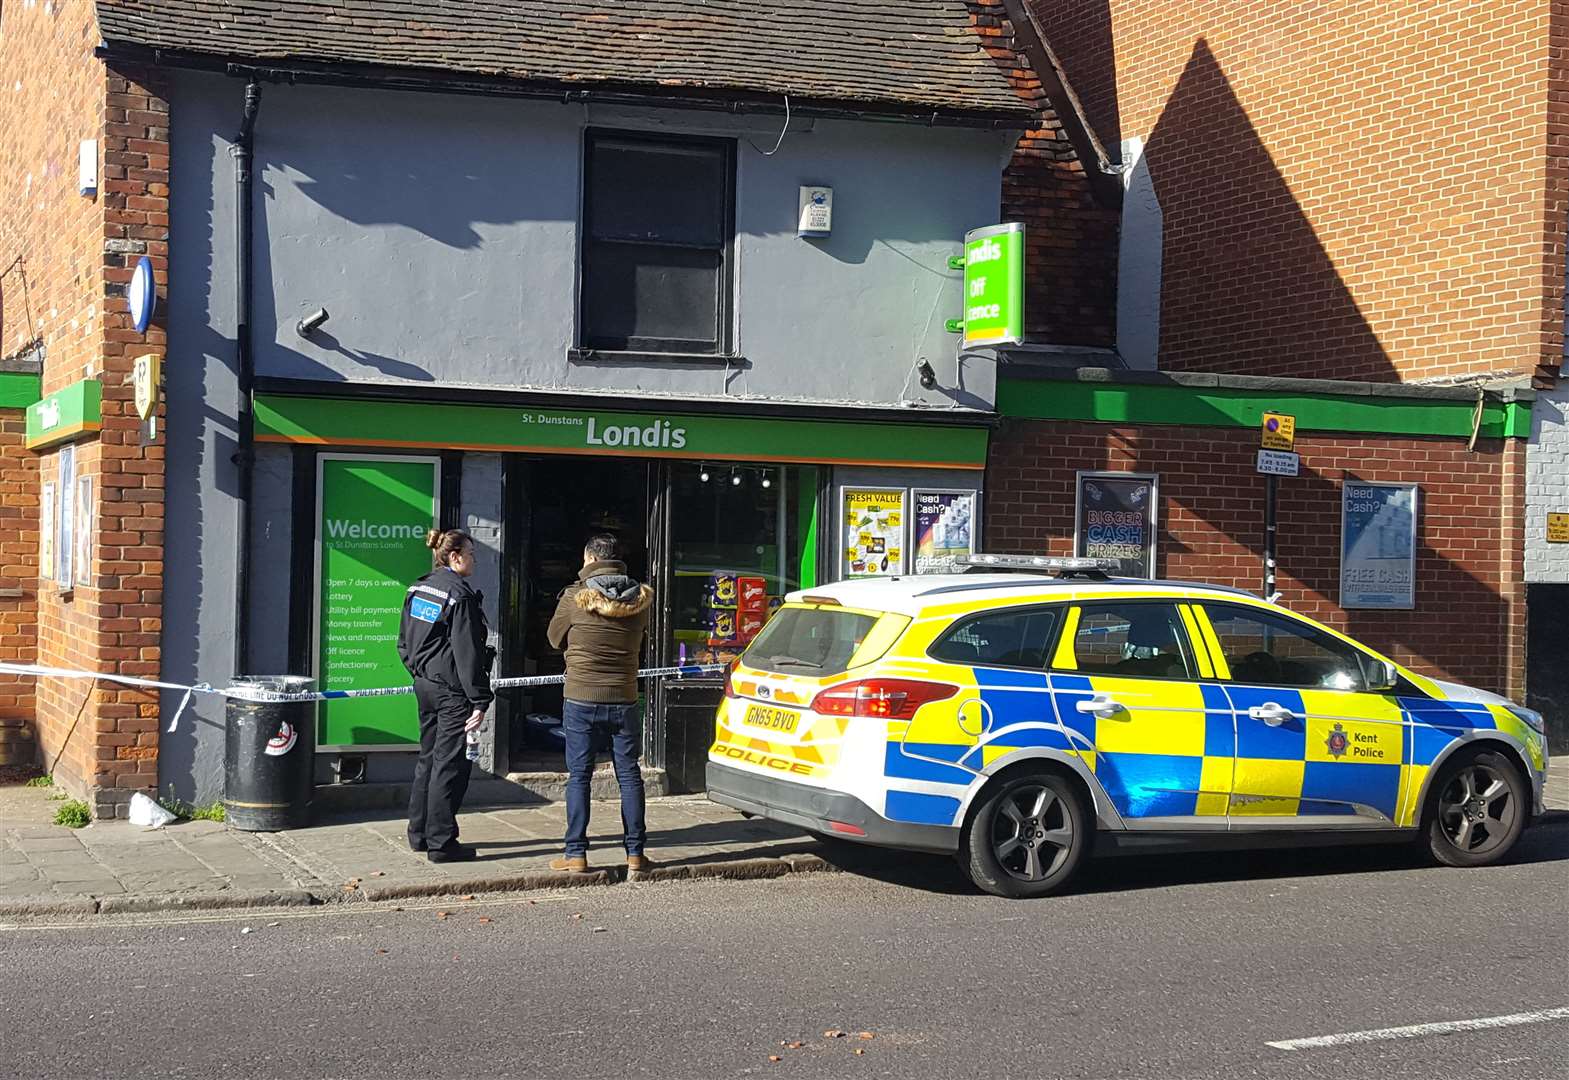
[296,307,330,338]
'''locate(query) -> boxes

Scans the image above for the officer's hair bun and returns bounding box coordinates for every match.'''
[427,528,474,567]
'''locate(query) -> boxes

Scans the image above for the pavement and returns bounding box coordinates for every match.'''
[2,756,1564,917]
[0,786,829,916]
[2,816,1565,1080]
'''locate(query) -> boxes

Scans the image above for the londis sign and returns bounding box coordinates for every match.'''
[255,396,990,470]
[959,223,1025,349]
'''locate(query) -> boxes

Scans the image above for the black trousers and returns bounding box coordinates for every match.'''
[408,678,474,852]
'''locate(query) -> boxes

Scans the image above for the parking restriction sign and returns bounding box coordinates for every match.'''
[1261,412,1296,451]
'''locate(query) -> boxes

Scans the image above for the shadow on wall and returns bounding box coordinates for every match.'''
[987,37,1507,687]
[1143,39,1398,381]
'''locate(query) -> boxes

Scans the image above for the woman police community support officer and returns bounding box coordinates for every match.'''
[397,528,495,863]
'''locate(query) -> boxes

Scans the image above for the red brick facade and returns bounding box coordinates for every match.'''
[0,412,39,733]
[972,1,1118,347]
[987,420,1527,698]
[1030,0,1566,385]
[0,0,169,815]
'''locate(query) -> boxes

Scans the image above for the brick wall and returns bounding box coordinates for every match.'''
[971,1,1118,347]
[0,1,169,816]
[987,420,1526,698]
[1527,387,1569,582]
[0,411,39,740]
[82,64,170,818]
[1031,0,1565,385]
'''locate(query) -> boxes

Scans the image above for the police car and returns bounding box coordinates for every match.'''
[706,555,1549,898]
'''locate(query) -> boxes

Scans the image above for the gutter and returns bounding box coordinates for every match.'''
[96,43,1040,132]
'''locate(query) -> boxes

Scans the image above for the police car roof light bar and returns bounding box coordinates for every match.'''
[958,553,1122,579]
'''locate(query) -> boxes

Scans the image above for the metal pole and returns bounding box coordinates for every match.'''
[1264,473,1278,600]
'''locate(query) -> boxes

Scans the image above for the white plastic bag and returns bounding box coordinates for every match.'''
[129,791,178,829]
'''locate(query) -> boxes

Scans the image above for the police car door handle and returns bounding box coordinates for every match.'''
[1076,694,1124,718]
[1248,702,1295,727]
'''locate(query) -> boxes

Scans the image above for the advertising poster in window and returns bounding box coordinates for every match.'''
[39,482,55,581]
[841,487,905,578]
[75,475,93,588]
[56,444,75,587]
[1340,482,1417,609]
[1074,472,1157,579]
[315,455,440,748]
[913,490,977,574]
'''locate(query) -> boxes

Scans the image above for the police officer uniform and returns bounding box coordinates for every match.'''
[397,564,494,860]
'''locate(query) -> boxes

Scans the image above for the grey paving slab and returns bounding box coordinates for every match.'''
[13,837,87,853]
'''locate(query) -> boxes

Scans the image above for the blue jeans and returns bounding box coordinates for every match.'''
[562,699,646,858]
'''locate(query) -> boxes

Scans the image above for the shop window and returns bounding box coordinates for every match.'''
[671,463,815,667]
[1069,603,1195,680]
[581,131,735,356]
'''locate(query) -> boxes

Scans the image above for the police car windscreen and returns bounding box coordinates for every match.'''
[745,608,879,675]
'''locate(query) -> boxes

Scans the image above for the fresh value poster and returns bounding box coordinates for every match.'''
[1340,482,1417,609]
[913,490,976,574]
[841,488,905,577]
[317,456,439,748]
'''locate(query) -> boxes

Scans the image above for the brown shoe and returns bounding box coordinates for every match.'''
[626,854,657,876]
[549,856,589,874]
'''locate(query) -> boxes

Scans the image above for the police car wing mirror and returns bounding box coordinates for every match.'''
[1363,658,1399,693]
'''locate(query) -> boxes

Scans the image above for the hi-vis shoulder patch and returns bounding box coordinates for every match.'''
[409,596,442,624]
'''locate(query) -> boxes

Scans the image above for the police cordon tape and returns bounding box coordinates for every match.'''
[0,661,727,733]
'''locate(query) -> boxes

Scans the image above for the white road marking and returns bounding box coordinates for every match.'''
[1267,1007,1569,1051]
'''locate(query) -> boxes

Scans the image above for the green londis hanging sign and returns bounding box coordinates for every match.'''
[316,455,440,748]
[961,222,1025,349]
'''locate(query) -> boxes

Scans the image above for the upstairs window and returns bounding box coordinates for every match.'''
[581,131,735,356]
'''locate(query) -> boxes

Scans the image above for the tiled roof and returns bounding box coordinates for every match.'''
[94,0,1036,119]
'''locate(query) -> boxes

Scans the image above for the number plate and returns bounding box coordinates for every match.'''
[743,703,800,734]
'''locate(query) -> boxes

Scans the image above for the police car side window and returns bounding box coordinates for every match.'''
[1070,602,1196,680]
[929,608,1059,670]
[1204,605,1365,691]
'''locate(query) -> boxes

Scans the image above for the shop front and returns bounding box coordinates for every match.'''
[252,390,989,792]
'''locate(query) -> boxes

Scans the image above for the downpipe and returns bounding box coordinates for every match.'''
[231,79,261,675]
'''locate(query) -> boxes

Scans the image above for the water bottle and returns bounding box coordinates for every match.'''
[465,728,481,762]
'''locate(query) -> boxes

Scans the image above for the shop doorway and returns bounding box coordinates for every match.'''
[508,456,653,771]
[500,454,823,787]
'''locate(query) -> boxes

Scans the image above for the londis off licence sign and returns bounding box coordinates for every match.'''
[961,223,1025,349]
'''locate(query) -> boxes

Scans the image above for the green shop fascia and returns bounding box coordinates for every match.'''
[253,390,989,788]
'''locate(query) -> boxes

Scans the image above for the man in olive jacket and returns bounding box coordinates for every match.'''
[546,534,654,874]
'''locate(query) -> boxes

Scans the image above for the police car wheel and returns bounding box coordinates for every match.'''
[961,770,1087,899]
[1424,749,1527,869]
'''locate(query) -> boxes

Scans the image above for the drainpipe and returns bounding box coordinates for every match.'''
[232,79,261,675]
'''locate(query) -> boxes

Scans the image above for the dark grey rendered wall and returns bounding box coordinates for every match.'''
[160,72,1011,799]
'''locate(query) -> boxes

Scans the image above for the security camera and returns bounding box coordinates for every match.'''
[296,307,330,338]
[917,359,937,390]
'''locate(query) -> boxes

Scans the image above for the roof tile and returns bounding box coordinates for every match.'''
[95,0,1036,118]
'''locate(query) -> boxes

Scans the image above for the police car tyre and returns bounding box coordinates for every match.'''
[1424,748,1527,869]
[961,770,1088,899]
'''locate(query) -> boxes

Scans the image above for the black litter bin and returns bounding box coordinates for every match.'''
[224,676,315,830]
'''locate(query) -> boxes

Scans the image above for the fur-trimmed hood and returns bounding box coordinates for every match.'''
[574,580,654,618]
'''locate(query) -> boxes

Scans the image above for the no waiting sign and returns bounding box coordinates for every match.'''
[1261,412,1296,451]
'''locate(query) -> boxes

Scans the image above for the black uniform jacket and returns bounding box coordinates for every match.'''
[397,566,495,711]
